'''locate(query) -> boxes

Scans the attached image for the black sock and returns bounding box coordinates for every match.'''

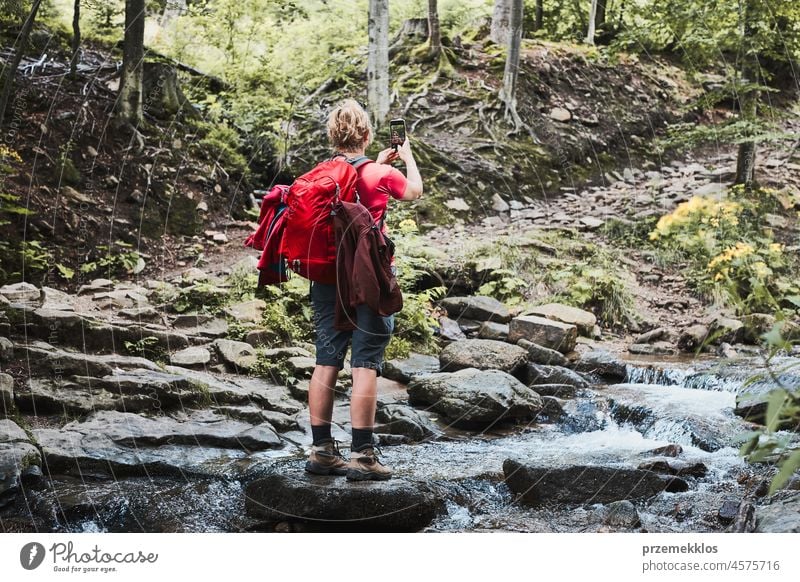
[311,424,332,445]
[351,428,374,452]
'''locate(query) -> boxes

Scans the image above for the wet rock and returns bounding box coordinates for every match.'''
[573,350,627,382]
[438,296,511,323]
[375,404,442,441]
[478,321,509,341]
[525,303,597,337]
[740,313,776,344]
[438,316,466,341]
[0,419,41,500]
[439,339,528,375]
[527,364,589,390]
[508,315,577,354]
[531,383,577,398]
[638,459,707,478]
[718,499,740,524]
[170,346,212,367]
[660,475,690,492]
[214,339,257,371]
[408,368,544,426]
[383,353,440,384]
[634,327,670,344]
[628,341,675,355]
[678,324,709,352]
[539,396,566,420]
[756,493,800,532]
[212,405,297,432]
[0,337,13,361]
[0,282,41,304]
[223,299,266,323]
[648,444,683,457]
[516,338,568,366]
[244,463,444,531]
[503,460,666,504]
[601,500,641,528]
[709,315,744,344]
[34,410,283,478]
[1,373,14,415]
[77,278,113,295]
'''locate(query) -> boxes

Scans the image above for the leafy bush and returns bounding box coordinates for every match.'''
[174,283,229,314]
[123,336,166,363]
[477,268,528,305]
[80,244,143,279]
[547,261,634,327]
[255,277,314,347]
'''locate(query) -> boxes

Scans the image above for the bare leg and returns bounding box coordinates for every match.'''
[309,365,338,426]
[350,367,378,429]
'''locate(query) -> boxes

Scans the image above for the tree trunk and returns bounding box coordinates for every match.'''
[118,0,146,127]
[534,0,544,32]
[367,0,390,129]
[69,0,81,77]
[735,0,760,189]
[490,0,513,45]
[427,0,441,58]
[586,0,599,44]
[501,0,524,129]
[595,0,607,31]
[0,0,44,127]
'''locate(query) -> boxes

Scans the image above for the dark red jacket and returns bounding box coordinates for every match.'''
[332,200,403,331]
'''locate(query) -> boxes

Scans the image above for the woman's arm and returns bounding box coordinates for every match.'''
[397,139,422,201]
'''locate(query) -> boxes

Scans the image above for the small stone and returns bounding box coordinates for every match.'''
[718,499,740,524]
[524,303,596,337]
[444,198,470,211]
[604,500,641,528]
[170,346,212,367]
[491,193,510,212]
[438,316,466,341]
[550,107,572,122]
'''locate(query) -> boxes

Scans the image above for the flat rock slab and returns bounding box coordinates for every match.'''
[244,463,444,531]
[0,419,41,499]
[573,350,627,382]
[438,296,511,323]
[34,409,284,478]
[508,315,577,354]
[439,339,527,375]
[525,303,597,336]
[756,493,800,532]
[383,353,440,384]
[15,343,163,378]
[503,459,666,504]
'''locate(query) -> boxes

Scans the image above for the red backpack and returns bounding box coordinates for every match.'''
[279,155,371,284]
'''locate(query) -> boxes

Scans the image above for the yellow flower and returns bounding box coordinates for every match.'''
[769,243,783,254]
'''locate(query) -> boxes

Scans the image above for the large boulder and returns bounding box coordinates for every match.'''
[503,459,666,504]
[573,350,627,382]
[525,303,597,336]
[223,299,266,323]
[756,492,800,532]
[438,295,511,323]
[383,353,440,383]
[527,364,589,390]
[213,339,257,371]
[33,410,284,478]
[516,338,568,366]
[0,373,14,415]
[0,282,41,304]
[375,403,442,442]
[439,339,528,375]
[244,463,444,531]
[507,315,577,354]
[407,368,544,426]
[0,419,41,501]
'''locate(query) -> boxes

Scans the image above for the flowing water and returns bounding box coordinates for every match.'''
[3,356,798,533]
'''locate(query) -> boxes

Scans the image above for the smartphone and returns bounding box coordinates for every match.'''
[390,118,406,151]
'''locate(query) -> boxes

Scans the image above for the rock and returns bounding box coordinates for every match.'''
[439,339,528,375]
[635,327,670,344]
[740,313,776,344]
[580,217,604,230]
[532,384,577,398]
[0,337,13,361]
[77,278,113,294]
[508,315,577,354]
[525,303,596,337]
[375,404,441,441]
[382,354,440,384]
[223,299,266,323]
[181,267,209,283]
[527,364,589,390]
[0,419,41,500]
[16,368,204,415]
[709,315,744,344]
[678,324,709,352]
[34,410,283,478]
[503,460,666,504]
[16,343,163,378]
[170,346,212,367]
[438,296,511,323]
[638,459,708,478]
[244,329,272,347]
[408,368,544,426]
[259,346,314,360]
[213,339,257,371]
[648,444,683,457]
[491,193,510,212]
[118,306,162,322]
[756,493,800,532]
[444,197,470,211]
[573,350,627,382]
[41,287,76,311]
[244,463,444,531]
[438,316,466,341]
[0,282,40,304]
[213,406,298,432]
[628,341,675,355]
[1,373,15,415]
[478,321,509,341]
[516,338,568,366]
[457,319,482,334]
[285,356,316,380]
[173,314,229,338]
[718,499,740,524]
[550,107,572,122]
[602,500,641,528]
[539,396,566,420]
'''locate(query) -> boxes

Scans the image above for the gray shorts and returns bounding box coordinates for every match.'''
[310,282,394,374]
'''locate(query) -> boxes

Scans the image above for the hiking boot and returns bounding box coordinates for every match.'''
[346,446,392,481]
[305,439,348,476]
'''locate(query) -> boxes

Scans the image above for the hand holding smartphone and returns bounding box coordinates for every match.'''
[390,118,406,151]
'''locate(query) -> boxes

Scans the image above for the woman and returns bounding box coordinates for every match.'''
[305,99,423,481]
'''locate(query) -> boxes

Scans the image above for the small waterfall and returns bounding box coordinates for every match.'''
[625,364,687,386]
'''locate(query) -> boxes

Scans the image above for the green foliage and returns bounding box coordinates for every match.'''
[80,244,143,279]
[393,285,445,356]
[225,319,251,342]
[547,261,634,327]
[739,331,800,494]
[254,277,313,347]
[250,351,297,386]
[194,121,250,176]
[123,336,166,363]
[477,268,528,305]
[224,266,258,303]
[173,282,229,314]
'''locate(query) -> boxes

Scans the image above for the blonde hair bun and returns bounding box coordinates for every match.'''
[327,99,373,152]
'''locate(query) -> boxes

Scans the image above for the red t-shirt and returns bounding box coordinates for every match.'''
[356,162,407,229]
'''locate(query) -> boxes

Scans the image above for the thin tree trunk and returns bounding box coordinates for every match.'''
[735,0,759,189]
[427,0,441,58]
[118,0,146,127]
[70,0,81,77]
[534,0,544,32]
[501,0,524,129]
[595,0,607,31]
[367,0,390,129]
[0,0,44,127]
[586,0,599,44]
[490,0,512,45]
